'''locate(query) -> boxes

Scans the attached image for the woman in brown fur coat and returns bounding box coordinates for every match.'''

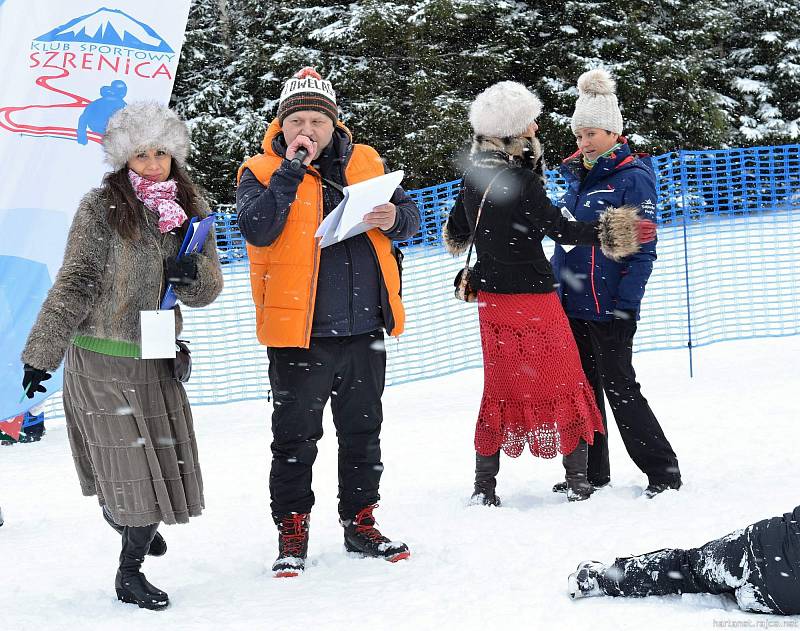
[444,82,654,507]
[20,102,223,610]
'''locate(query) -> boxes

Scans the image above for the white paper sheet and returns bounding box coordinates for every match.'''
[315,170,404,248]
[559,206,577,253]
[140,310,176,359]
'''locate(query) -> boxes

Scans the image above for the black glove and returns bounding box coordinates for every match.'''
[611,309,637,343]
[22,364,51,399]
[165,254,198,287]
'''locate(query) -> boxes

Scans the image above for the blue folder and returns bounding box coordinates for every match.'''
[160,215,215,310]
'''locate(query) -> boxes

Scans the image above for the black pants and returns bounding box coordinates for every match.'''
[569,318,680,486]
[267,331,385,521]
[601,526,779,614]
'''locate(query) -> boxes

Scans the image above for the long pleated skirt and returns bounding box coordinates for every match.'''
[62,344,204,526]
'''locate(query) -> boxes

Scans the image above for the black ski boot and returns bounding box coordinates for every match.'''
[103,505,167,556]
[552,480,609,494]
[341,504,410,562]
[644,479,682,498]
[469,451,501,506]
[272,513,310,578]
[568,561,608,599]
[566,478,595,502]
[115,523,169,610]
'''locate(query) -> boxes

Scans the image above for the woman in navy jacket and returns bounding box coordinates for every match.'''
[550,69,682,498]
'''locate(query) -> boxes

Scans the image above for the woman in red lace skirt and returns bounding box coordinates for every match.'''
[444,81,655,504]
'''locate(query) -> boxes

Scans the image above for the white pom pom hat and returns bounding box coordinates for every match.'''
[469,81,543,138]
[570,68,623,135]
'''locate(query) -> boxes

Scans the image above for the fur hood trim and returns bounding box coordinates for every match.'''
[469,135,547,186]
[103,101,191,170]
[470,134,543,162]
[469,136,544,172]
[598,205,642,261]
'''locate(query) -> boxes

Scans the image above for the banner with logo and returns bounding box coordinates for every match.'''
[0,0,191,420]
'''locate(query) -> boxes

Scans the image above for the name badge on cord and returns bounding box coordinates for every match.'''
[140,310,176,359]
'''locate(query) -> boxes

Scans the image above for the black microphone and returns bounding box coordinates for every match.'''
[289,147,309,171]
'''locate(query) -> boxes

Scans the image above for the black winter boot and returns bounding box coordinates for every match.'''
[341,504,410,562]
[644,479,682,498]
[272,513,310,578]
[552,480,609,494]
[470,451,501,506]
[115,523,169,610]
[568,561,609,599]
[103,505,167,557]
[562,441,594,502]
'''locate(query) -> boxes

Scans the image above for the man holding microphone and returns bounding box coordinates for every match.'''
[236,67,419,578]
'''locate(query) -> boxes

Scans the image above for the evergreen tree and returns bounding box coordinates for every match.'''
[721,0,800,144]
[530,0,728,163]
[173,1,798,204]
[173,0,245,206]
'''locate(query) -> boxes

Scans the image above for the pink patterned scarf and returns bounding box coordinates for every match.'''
[128,170,188,233]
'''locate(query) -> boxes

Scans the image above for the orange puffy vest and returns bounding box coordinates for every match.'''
[237,119,405,348]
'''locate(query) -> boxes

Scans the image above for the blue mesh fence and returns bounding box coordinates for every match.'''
[40,143,800,418]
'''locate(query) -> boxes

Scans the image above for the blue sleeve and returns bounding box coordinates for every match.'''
[236,165,305,247]
[616,171,657,313]
[382,186,421,241]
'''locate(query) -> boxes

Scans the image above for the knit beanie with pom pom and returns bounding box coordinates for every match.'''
[570,68,623,135]
[277,67,338,124]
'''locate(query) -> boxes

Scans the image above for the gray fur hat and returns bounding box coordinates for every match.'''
[103,101,190,170]
[469,81,543,138]
[571,68,623,135]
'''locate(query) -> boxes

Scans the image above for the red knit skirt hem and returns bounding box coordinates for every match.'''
[475,388,604,458]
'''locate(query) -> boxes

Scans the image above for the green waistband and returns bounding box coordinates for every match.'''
[72,335,141,358]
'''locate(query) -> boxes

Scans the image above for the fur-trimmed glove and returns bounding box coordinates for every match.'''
[22,364,51,399]
[598,206,656,261]
[165,254,198,286]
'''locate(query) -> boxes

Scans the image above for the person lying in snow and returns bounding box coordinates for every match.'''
[568,504,800,615]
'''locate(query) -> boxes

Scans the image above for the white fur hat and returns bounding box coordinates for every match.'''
[571,68,623,135]
[469,81,543,138]
[102,101,191,170]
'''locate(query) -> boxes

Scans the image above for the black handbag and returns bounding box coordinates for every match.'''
[453,169,507,302]
[173,339,192,383]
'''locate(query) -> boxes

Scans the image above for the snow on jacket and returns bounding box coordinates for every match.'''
[748,503,800,615]
[22,189,223,372]
[551,139,657,321]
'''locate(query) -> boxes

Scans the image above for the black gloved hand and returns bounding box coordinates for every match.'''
[22,364,52,399]
[165,254,198,287]
[611,309,637,344]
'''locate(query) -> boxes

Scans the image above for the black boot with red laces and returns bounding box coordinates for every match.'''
[272,513,310,578]
[341,504,410,563]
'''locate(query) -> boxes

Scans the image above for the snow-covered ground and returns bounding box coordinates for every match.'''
[2,335,798,630]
